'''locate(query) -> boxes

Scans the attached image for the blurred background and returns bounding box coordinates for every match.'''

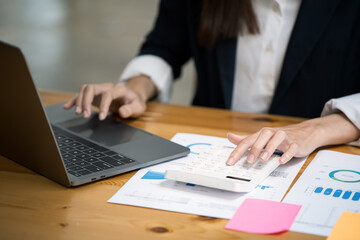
[0,0,195,105]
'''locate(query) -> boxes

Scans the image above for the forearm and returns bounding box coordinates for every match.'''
[126,75,158,103]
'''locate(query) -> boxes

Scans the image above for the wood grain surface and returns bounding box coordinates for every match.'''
[1,90,359,240]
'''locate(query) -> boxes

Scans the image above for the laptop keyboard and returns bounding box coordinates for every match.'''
[52,125,136,177]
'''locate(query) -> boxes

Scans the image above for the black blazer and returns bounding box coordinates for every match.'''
[139,0,360,118]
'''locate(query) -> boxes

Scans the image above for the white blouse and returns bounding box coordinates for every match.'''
[232,0,301,113]
[119,0,360,144]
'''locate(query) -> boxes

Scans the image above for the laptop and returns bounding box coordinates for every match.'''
[0,41,189,187]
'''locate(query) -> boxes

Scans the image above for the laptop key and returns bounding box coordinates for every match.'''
[77,160,91,167]
[121,158,136,164]
[76,153,91,159]
[67,171,82,177]
[85,157,98,163]
[62,153,73,159]
[56,135,66,141]
[103,150,118,156]
[77,169,92,176]
[63,138,74,144]
[69,150,81,155]
[83,165,103,172]
[83,149,97,155]
[76,145,89,151]
[70,142,82,147]
[68,166,83,171]
[63,146,75,152]
[100,156,125,166]
[91,145,108,152]
[92,161,113,169]
[65,162,76,167]
[112,154,126,160]
[68,157,82,163]
[91,152,106,158]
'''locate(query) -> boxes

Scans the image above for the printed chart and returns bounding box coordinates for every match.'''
[283,150,360,236]
[109,133,306,219]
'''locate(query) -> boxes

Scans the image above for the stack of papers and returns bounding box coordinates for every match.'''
[108,134,360,237]
[108,133,306,219]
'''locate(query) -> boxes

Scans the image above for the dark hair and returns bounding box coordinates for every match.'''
[198,0,260,48]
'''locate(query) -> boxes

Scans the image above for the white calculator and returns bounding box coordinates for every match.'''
[165,145,281,192]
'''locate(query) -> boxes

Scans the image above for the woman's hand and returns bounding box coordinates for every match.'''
[63,75,157,119]
[226,113,360,165]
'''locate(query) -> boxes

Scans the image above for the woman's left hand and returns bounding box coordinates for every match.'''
[226,113,360,165]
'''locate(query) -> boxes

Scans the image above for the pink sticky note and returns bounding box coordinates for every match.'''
[225,198,302,234]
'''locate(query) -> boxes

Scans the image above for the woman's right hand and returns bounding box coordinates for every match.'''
[63,75,157,120]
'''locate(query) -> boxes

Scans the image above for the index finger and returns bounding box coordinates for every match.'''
[81,85,95,118]
[226,134,257,165]
[98,84,127,120]
[63,95,78,109]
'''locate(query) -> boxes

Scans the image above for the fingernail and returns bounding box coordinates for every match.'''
[76,106,81,114]
[260,151,268,161]
[99,112,105,120]
[247,154,255,163]
[121,108,128,117]
[226,157,235,165]
[279,154,288,164]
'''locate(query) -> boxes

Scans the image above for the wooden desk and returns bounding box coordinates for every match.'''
[1,91,359,240]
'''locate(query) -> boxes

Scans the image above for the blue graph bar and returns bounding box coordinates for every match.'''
[352,192,360,201]
[342,191,352,199]
[333,189,342,198]
[324,188,333,195]
[314,186,358,200]
[141,171,166,180]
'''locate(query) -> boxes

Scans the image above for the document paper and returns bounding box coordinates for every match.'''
[108,133,306,219]
[283,150,360,236]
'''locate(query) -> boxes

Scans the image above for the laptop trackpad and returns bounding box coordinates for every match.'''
[57,115,151,147]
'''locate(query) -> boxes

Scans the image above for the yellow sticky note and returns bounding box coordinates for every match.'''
[327,211,360,240]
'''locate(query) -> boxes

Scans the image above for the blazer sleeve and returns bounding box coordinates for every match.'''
[321,93,360,147]
[138,0,192,79]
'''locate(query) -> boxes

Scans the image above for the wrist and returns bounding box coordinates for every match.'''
[126,75,157,102]
[294,118,327,150]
